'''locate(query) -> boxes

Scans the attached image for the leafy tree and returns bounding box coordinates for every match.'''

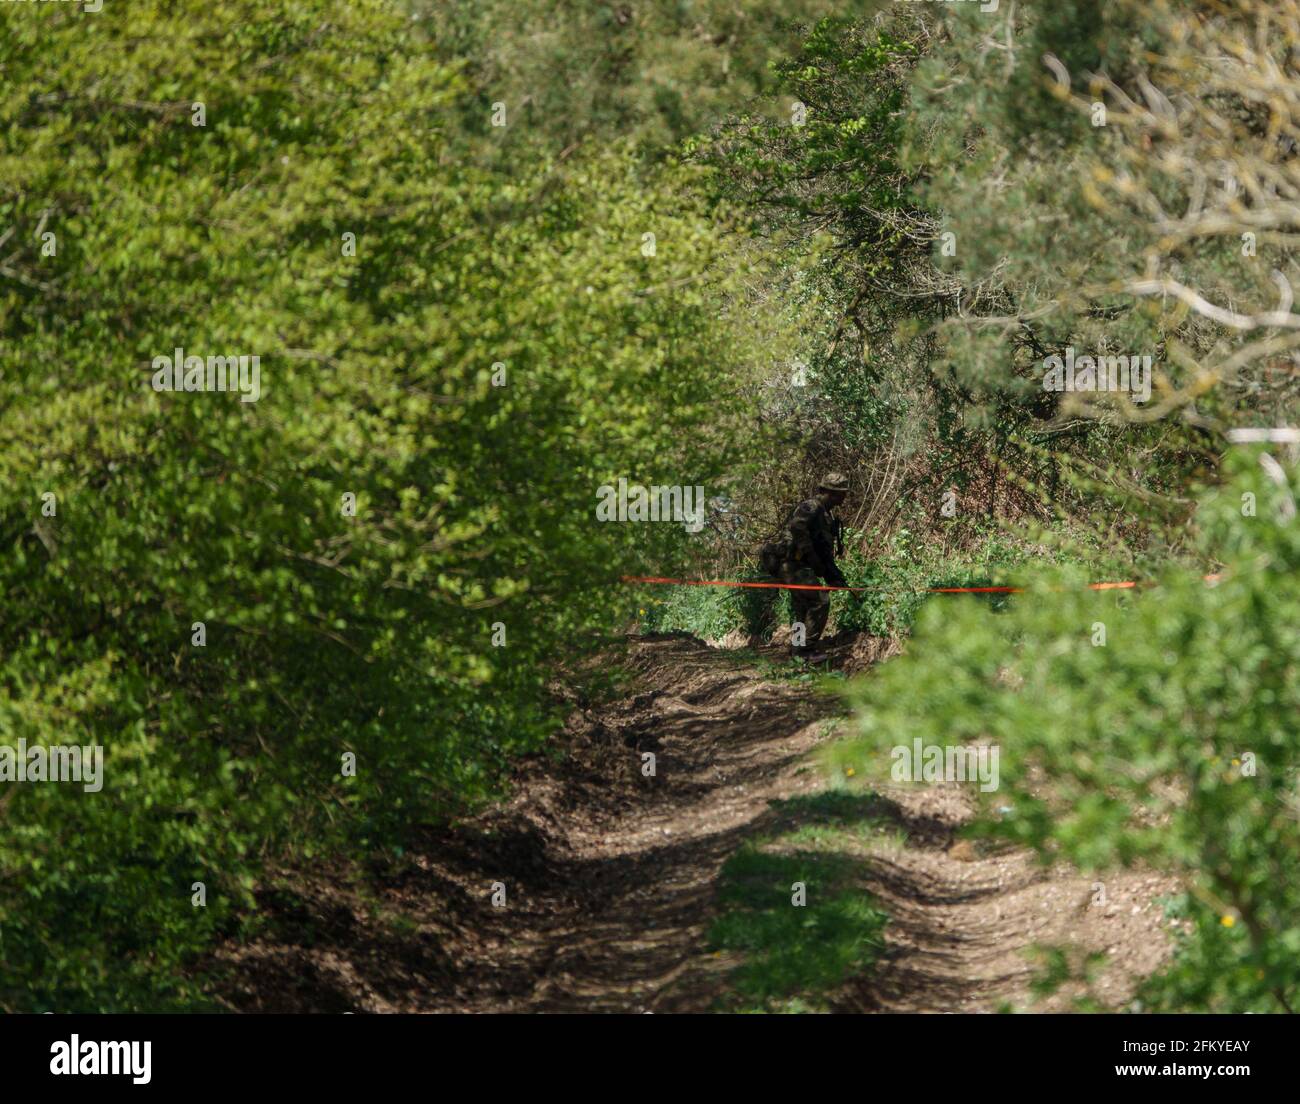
[830,451,1300,1012]
[0,0,769,1009]
[425,0,879,160]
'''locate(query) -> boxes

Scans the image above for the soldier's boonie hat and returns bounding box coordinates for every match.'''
[818,471,850,493]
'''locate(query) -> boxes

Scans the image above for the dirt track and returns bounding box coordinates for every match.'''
[216,633,1175,1013]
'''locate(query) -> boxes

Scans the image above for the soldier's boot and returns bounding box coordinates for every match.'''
[794,647,829,665]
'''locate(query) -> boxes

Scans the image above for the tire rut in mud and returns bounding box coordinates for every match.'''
[213,632,1175,1013]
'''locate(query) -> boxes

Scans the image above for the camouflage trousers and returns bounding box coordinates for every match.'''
[748,561,830,652]
[784,562,830,652]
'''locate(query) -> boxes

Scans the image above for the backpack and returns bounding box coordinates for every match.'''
[757,500,800,576]
[758,537,788,577]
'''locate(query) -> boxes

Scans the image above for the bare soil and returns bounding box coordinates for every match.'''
[213,632,1176,1013]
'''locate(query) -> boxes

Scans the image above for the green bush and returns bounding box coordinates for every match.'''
[829,454,1300,1012]
[0,0,765,1010]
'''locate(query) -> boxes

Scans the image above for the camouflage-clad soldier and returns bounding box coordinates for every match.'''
[754,472,849,660]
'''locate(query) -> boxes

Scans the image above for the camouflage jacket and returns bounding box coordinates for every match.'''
[784,495,844,580]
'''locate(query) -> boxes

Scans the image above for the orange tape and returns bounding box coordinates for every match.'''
[622,574,1223,594]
